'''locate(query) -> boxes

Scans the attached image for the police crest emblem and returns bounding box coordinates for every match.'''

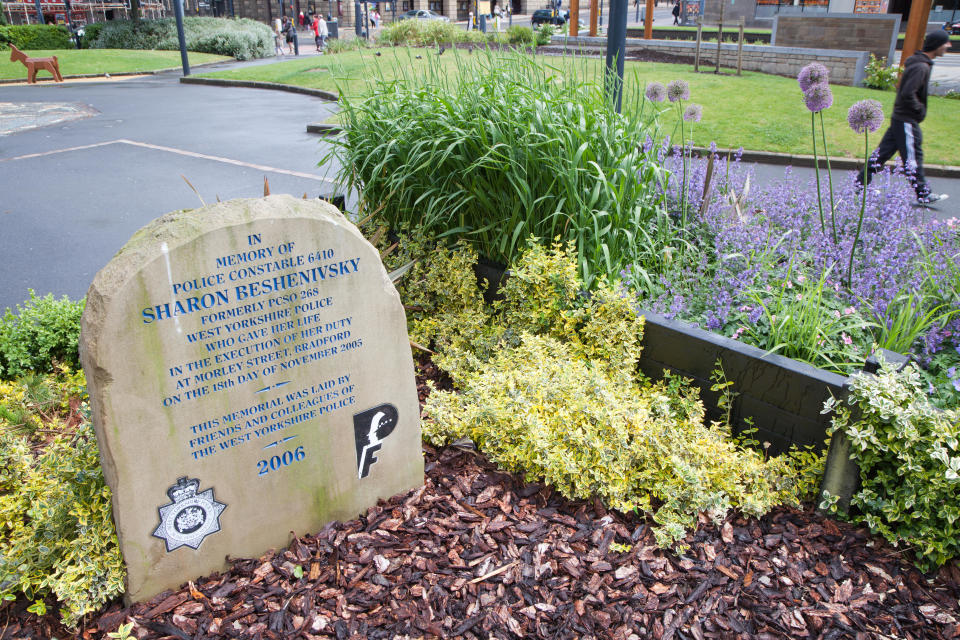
[153,477,226,552]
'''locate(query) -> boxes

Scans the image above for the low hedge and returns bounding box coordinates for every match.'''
[88,17,272,60]
[0,24,72,50]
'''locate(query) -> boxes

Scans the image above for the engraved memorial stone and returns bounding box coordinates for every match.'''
[80,195,423,602]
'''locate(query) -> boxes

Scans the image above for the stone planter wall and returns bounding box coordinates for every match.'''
[549,35,870,86]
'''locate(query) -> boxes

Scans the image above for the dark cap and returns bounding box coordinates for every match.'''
[922,30,950,51]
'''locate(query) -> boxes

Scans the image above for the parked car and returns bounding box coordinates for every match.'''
[531,8,567,25]
[398,9,451,21]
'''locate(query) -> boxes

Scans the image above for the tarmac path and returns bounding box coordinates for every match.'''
[0,72,340,314]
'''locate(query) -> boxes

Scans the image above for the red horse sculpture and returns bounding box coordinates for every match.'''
[9,44,64,83]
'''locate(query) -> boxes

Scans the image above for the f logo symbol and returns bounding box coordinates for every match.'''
[353,404,398,479]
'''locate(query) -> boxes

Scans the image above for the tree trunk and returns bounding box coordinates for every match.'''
[131,0,141,21]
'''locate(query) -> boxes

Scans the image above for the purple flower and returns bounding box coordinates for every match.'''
[847,99,885,134]
[645,82,667,103]
[803,84,833,113]
[797,63,829,92]
[666,79,690,103]
[683,103,702,123]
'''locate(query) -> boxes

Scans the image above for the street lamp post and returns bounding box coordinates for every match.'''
[175,0,191,75]
[604,0,626,112]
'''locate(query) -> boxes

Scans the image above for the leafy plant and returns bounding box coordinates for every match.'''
[822,360,960,570]
[0,291,84,380]
[862,53,899,91]
[414,240,801,547]
[88,17,273,59]
[328,48,668,288]
[0,377,124,626]
[0,24,72,50]
[534,23,554,46]
[739,263,873,371]
[869,290,957,355]
[504,24,534,46]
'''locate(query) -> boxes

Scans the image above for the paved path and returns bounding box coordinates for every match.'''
[0,72,340,314]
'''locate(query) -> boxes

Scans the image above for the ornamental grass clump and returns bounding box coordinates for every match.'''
[328,49,667,288]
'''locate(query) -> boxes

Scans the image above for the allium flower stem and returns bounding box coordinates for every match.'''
[811,112,825,235]
[678,101,688,228]
[847,132,870,287]
[818,111,838,243]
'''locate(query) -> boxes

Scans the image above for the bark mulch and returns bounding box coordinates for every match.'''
[3,359,960,640]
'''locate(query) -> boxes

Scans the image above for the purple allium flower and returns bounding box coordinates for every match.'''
[803,84,833,113]
[847,99,885,134]
[797,62,829,92]
[683,103,703,122]
[666,79,690,103]
[645,82,667,103]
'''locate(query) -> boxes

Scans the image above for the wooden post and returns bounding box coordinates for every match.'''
[590,0,599,36]
[571,0,580,36]
[699,152,715,217]
[644,0,653,38]
[715,0,723,73]
[736,17,744,76]
[694,20,702,71]
[901,0,932,69]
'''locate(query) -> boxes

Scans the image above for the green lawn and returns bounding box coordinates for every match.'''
[197,47,960,165]
[0,49,230,80]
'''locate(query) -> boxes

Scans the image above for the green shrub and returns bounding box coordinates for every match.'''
[862,53,899,91]
[534,23,554,46]
[504,24,533,46]
[79,21,103,48]
[330,49,667,288]
[413,240,797,547]
[89,17,272,59]
[0,291,84,380]
[377,19,486,46]
[822,361,960,570]
[0,375,124,626]
[0,24,72,50]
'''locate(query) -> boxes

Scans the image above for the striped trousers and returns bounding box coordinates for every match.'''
[858,118,930,199]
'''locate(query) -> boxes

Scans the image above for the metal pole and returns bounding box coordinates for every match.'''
[605,0,627,112]
[174,0,191,75]
[34,0,42,22]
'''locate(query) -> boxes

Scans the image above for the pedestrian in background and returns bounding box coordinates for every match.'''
[317,14,329,51]
[274,18,285,56]
[858,30,952,205]
[282,16,295,54]
[672,0,680,25]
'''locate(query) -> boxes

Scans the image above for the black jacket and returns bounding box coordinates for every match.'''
[892,51,933,123]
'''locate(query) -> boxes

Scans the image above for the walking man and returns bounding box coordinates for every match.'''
[672,0,680,25]
[859,30,952,205]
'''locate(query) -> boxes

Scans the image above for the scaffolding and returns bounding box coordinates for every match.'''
[3,0,165,25]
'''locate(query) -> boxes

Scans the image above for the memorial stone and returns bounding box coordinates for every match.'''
[80,195,423,603]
